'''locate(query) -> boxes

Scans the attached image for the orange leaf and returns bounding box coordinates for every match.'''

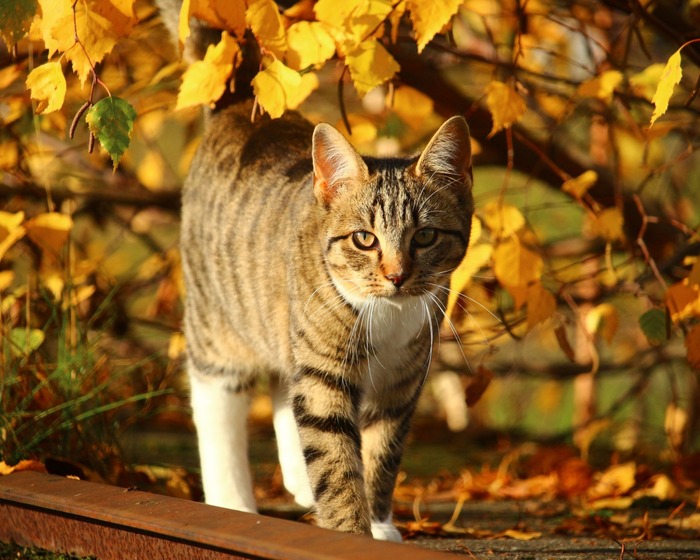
[686,324,700,369]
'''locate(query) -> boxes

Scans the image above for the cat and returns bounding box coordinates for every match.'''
[172,9,474,542]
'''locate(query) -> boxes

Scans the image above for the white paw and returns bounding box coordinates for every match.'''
[284,471,315,508]
[371,519,402,542]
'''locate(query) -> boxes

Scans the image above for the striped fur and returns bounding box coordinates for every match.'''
[181,102,473,539]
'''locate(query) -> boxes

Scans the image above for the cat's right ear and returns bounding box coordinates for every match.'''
[312,124,369,205]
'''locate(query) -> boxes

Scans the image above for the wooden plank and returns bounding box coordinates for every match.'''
[0,471,452,560]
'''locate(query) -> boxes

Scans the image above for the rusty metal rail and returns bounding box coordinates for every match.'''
[0,471,452,559]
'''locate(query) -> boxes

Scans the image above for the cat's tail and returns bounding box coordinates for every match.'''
[156,0,260,106]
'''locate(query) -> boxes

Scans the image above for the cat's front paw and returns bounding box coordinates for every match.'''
[371,518,402,542]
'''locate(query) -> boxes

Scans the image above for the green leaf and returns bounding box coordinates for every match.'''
[0,0,37,49]
[639,308,667,345]
[85,96,137,170]
[9,327,45,356]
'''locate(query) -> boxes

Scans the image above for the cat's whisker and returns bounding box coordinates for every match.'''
[428,282,502,324]
[424,290,473,375]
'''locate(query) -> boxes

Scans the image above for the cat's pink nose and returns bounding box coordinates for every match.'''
[386,273,405,287]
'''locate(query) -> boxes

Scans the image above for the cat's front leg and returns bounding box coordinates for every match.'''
[290,366,371,535]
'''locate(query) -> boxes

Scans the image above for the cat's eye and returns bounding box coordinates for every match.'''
[352,231,377,250]
[413,228,437,248]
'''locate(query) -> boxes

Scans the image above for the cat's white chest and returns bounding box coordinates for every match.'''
[365,296,428,350]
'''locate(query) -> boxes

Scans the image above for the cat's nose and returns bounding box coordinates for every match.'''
[386,273,405,288]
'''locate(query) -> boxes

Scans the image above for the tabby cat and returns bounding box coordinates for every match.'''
[174,15,474,543]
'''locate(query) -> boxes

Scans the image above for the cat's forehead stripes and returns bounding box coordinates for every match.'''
[364,159,419,233]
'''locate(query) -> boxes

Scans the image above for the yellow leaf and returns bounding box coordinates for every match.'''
[44,0,137,85]
[314,0,361,33]
[576,70,623,103]
[252,60,318,118]
[287,21,336,70]
[485,80,526,137]
[0,211,26,262]
[62,284,96,309]
[587,462,637,500]
[407,0,462,53]
[526,284,556,329]
[346,39,400,97]
[136,150,165,190]
[588,207,624,242]
[0,64,23,89]
[26,62,66,114]
[562,170,597,199]
[446,242,493,319]
[629,63,665,100]
[501,529,542,541]
[585,303,619,344]
[0,140,19,170]
[0,270,14,292]
[190,0,246,39]
[650,48,682,127]
[493,236,543,289]
[337,113,378,146]
[246,0,286,59]
[390,86,434,128]
[25,212,73,257]
[686,324,700,369]
[178,0,191,49]
[176,31,239,111]
[481,202,525,238]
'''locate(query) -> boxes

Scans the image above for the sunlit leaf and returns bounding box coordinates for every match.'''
[586,303,619,344]
[176,31,239,111]
[493,236,543,289]
[86,96,137,169]
[562,170,597,199]
[588,207,624,243]
[639,308,667,345]
[25,212,72,256]
[526,284,556,329]
[485,80,526,137]
[252,59,318,118]
[576,70,622,103]
[0,0,37,48]
[190,0,246,39]
[650,48,682,127]
[346,38,399,96]
[0,210,26,262]
[390,85,434,128]
[481,202,525,238]
[629,63,665,100]
[406,0,461,53]
[246,0,286,59]
[0,140,19,170]
[9,327,46,356]
[665,281,700,323]
[587,461,636,501]
[26,62,67,114]
[287,21,336,70]
[446,242,492,319]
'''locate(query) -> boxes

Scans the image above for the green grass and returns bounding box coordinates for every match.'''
[0,542,96,560]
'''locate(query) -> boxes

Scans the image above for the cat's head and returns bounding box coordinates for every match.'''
[312,117,473,307]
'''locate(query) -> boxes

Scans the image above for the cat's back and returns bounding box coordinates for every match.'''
[181,102,317,372]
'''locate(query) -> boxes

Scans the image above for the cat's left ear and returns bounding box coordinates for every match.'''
[415,116,472,186]
[312,123,369,205]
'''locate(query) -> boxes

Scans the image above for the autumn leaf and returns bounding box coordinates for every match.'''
[406,0,462,54]
[526,284,556,329]
[0,211,26,262]
[40,0,137,85]
[252,59,318,118]
[246,0,286,59]
[176,31,240,111]
[562,170,597,199]
[390,86,434,128]
[585,303,619,344]
[183,0,247,43]
[0,0,37,48]
[588,207,624,243]
[576,70,623,103]
[481,202,525,238]
[25,212,73,256]
[26,62,67,114]
[485,80,526,137]
[665,280,700,322]
[446,242,492,319]
[345,38,400,96]
[86,96,137,169]
[650,48,682,127]
[493,236,543,289]
[685,324,700,369]
[287,21,336,71]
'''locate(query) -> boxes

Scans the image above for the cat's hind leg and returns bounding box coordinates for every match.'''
[189,363,257,513]
[270,376,314,508]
